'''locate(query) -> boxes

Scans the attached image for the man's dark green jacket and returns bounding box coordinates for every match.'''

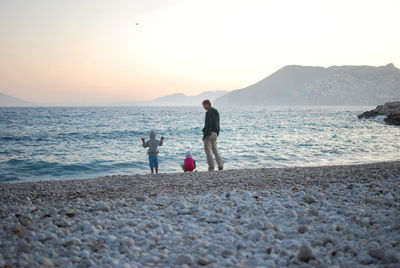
[202,107,220,139]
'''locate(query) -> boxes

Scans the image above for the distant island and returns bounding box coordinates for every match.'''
[0,92,36,106]
[215,63,400,106]
[143,90,227,106]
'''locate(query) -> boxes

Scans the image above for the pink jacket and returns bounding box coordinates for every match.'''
[184,157,196,171]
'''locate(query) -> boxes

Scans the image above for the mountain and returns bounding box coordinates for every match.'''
[215,64,400,106]
[0,92,36,106]
[0,91,228,107]
[151,90,228,106]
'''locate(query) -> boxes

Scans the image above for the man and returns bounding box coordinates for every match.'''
[202,99,223,171]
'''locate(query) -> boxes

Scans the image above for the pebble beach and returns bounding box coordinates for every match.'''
[1,161,400,267]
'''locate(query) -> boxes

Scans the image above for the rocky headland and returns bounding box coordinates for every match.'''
[358,101,400,125]
[216,64,400,106]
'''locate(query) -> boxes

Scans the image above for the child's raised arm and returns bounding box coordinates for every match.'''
[159,136,164,146]
[141,137,148,148]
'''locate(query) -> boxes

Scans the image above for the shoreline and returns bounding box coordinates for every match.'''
[1,160,399,204]
[1,160,400,267]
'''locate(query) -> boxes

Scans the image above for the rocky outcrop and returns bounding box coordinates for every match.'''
[357,102,400,125]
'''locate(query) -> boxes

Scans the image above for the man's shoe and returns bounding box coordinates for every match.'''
[218,167,223,170]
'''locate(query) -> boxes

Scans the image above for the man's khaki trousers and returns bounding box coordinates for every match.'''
[203,132,223,171]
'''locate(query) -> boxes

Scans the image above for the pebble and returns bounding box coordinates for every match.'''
[323,235,335,246]
[174,254,194,265]
[1,162,399,267]
[63,237,82,247]
[17,240,31,253]
[135,196,147,202]
[221,249,234,258]
[358,253,374,265]
[198,257,213,266]
[297,216,312,225]
[307,208,319,216]
[302,196,316,204]
[40,256,54,267]
[368,248,385,260]
[297,225,308,234]
[297,243,316,262]
[65,209,76,218]
[93,202,111,212]
[384,252,400,264]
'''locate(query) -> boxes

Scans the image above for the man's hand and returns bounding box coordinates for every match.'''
[141,137,145,142]
[161,136,165,140]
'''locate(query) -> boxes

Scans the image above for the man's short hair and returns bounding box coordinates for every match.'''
[202,99,211,106]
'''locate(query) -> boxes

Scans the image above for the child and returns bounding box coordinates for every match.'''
[181,151,196,172]
[141,130,164,174]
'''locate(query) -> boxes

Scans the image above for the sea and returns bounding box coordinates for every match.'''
[0,106,399,183]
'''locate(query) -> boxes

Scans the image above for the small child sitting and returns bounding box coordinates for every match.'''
[181,151,196,172]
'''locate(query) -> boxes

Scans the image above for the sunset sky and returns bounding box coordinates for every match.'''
[1,0,399,105]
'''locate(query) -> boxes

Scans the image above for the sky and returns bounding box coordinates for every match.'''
[0,0,399,105]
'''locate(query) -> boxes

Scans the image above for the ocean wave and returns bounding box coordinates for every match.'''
[0,159,145,182]
[0,135,35,142]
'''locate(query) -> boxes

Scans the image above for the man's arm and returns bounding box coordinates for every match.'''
[203,111,212,139]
